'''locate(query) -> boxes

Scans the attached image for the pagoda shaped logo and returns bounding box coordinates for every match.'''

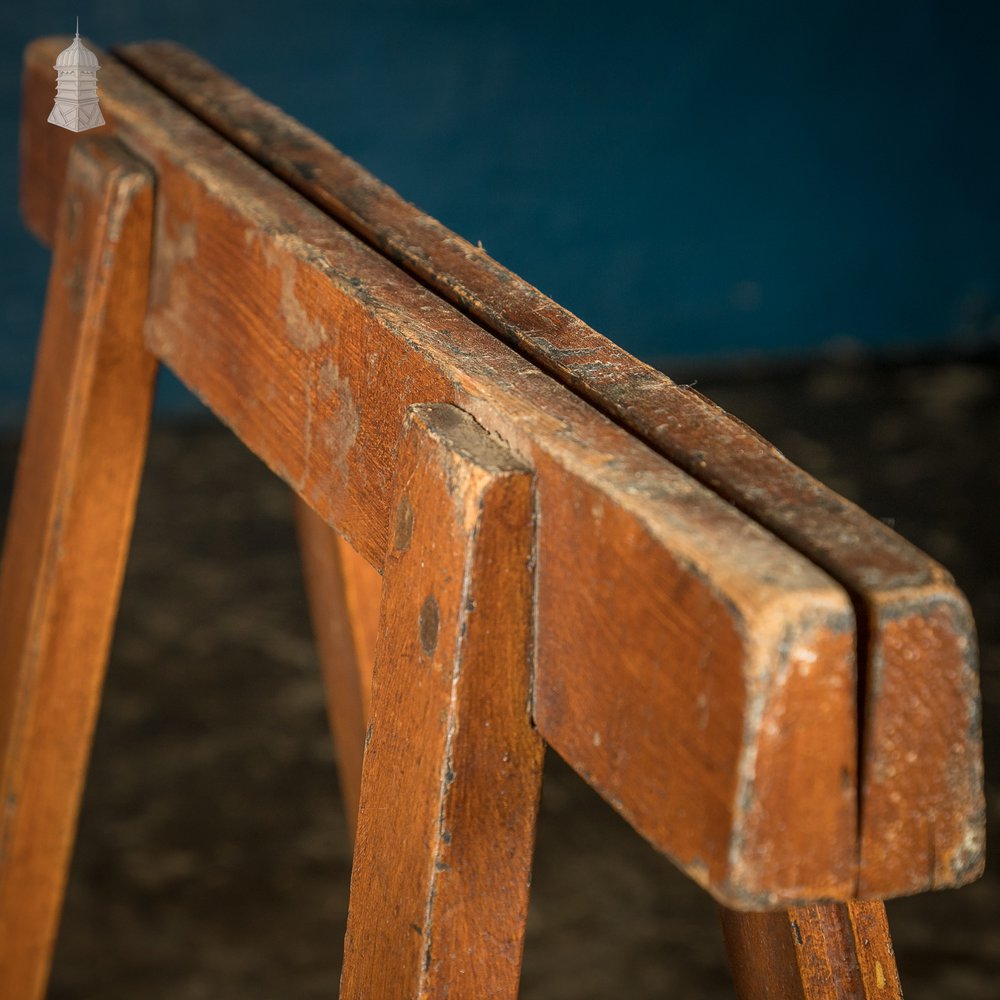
[48,20,105,133]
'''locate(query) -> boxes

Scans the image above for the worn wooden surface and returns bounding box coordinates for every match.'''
[0,136,156,1000]
[293,499,379,840]
[341,404,542,999]
[721,900,903,999]
[332,532,379,724]
[21,38,866,906]
[112,40,985,899]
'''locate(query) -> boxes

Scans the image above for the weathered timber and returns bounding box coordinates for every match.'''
[0,136,156,1000]
[113,40,985,898]
[22,38,859,905]
[293,498,380,839]
[341,403,542,1000]
[330,531,379,725]
[720,900,903,999]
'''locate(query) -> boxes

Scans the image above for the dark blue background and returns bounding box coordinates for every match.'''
[2,2,998,424]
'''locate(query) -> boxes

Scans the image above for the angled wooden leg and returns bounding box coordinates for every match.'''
[720,900,903,999]
[341,403,544,1000]
[293,499,381,839]
[0,136,156,1000]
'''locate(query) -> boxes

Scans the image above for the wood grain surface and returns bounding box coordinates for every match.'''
[0,136,156,1000]
[110,40,985,899]
[20,38,864,905]
[721,899,903,999]
[293,498,379,840]
[340,403,542,1000]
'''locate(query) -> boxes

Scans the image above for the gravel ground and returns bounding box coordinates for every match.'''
[1,351,997,998]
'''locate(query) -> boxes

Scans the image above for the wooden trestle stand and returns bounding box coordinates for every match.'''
[0,36,985,999]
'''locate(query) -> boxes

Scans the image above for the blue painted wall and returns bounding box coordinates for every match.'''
[1,2,998,423]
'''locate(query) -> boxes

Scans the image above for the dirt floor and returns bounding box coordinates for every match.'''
[1,351,997,998]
